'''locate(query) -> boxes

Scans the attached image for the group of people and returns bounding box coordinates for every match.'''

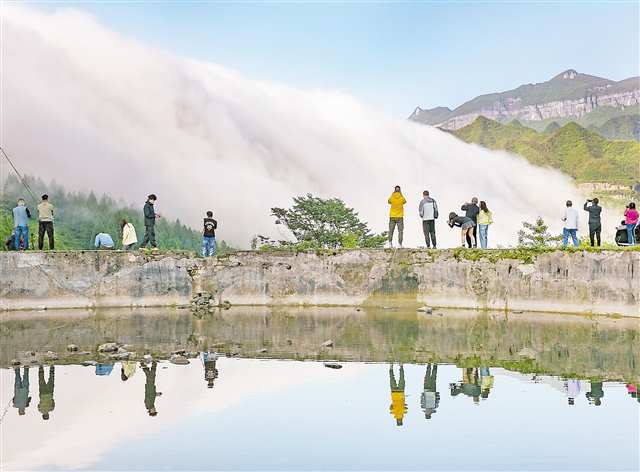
[9,193,221,257]
[388,185,639,249]
[562,199,638,247]
[12,353,219,419]
[388,186,493,248]
[9,188,639,252]
[9,195,54,250]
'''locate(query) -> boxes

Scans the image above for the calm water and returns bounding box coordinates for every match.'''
[1,308,639,471]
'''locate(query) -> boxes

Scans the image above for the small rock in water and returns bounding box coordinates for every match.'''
[110,352,133,360]
[67,344,79,352]
[170,355,190,365]
[517,347,537,359]
[82,360,97,367]
[11,359,21,366]
[98,342,119,353]
[512,310,524,314]
[256,348,268,354]
[417,306,433,314]
[45,351,59,360]
[321,340,334,348]
[324,362,342,369]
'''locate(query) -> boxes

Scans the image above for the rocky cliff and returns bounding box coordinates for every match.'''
[410,70,640,131]
[1,249,638,316]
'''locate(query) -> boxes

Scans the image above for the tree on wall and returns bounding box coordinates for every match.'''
[270,194,387,249]
[517,217,562,247]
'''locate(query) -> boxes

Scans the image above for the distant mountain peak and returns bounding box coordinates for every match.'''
[553,69,579,80]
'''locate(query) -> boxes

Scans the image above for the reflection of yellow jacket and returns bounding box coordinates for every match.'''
[388,192,406,218]
[390,391,407,421]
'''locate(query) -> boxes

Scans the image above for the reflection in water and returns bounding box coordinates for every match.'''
[37,366,55,421]
[565,379,581,406]
[142,361,160,416]
[450,368,481,403]
[1,307,640,469]
[388,364,407,426]
[2,360,639,471]
[420,363,439,419]
[587,381,604,406]
[121,361,137,382]
[202,352,219,389]
[13,367,31,416]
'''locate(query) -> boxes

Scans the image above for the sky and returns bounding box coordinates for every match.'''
[24,0,640,117]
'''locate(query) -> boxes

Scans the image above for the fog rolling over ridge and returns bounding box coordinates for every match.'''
[1,6,588,248]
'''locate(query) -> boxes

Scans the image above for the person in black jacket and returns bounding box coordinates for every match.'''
[140,194,161,249]
[461,197,480,248]
[202,211,218,257]
[448,212,476,248]
[583,198,602,247]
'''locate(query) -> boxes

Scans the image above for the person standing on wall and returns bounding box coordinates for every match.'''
[120,218,138,250]
[561,200,579,248]
[388,186,406,248]
[37,194,55,250]
[461,197,480,248]
[418,190,438,249]
[12,198,31,250]
[140,194,160,250]
[202,211,218,257]
[477,201,493,249]
[583,198,602,247]
[624,202,638,246]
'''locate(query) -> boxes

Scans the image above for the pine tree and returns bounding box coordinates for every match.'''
[517,217,562,247]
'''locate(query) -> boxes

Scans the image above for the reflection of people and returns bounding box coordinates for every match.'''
[586,381,604,406]
[450,368,481,403]
[626,384,639,404]
[143,361,161,416]
[201,352,219,389]
[479,367,494,399]
[13,367,31,416]
[38,365,55,420]
[96,363,114,376]
[420,364,440,419]
[121,361,137,381]
[389,364,407,426]
[565,379,581,405]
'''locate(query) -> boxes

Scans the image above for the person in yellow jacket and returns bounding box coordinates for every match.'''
[388,186,406,248]
[389,364,407,426]
[477,201,493,249]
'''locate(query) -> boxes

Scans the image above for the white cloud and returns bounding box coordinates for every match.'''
[1,5,589,248]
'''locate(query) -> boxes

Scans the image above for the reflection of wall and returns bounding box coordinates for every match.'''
[1,250,638,316]
[2,307,638,382]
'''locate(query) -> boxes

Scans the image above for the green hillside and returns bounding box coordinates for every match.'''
[450,117,640,186]
[1,175,232,253]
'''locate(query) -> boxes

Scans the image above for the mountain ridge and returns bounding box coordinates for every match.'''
[410,70,640,138]
[449,116,640,188]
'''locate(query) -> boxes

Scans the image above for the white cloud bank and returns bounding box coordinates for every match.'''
[1,5,589,248]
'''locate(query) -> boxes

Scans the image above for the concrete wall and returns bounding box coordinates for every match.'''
[1,249,638,316]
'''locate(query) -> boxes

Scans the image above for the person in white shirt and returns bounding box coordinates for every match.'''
[562,200,579,247]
